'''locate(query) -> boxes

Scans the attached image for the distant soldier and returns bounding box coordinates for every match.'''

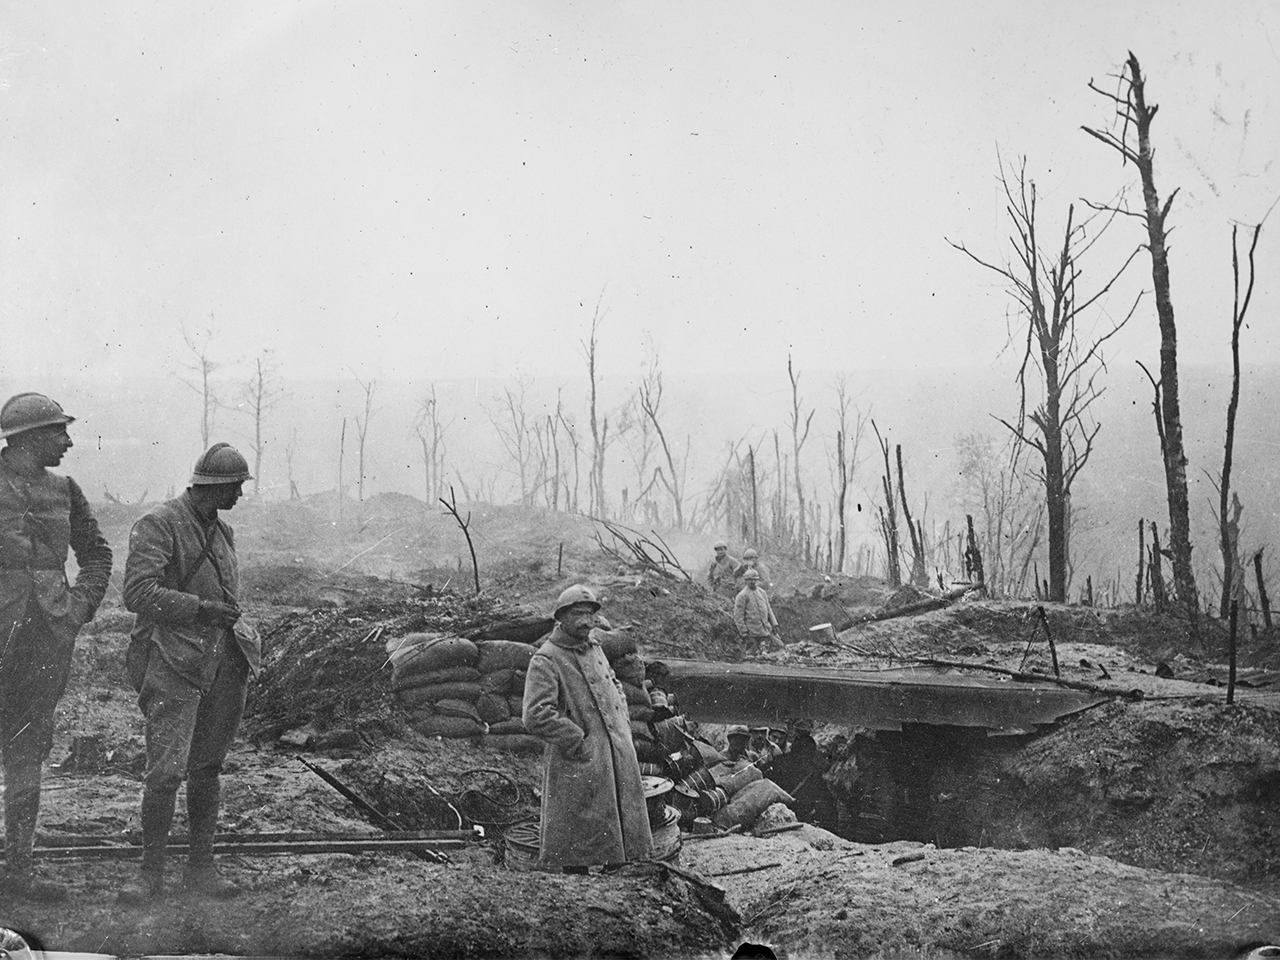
[706,540,740,596]
[735,548,772,592]
[724,724,756,763]
[733,569,781,649]
[120,443,260,902]
[750,727,780,764]
[0,393,112,902]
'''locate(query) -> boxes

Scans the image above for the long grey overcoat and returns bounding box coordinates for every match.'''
[522,625,652,867]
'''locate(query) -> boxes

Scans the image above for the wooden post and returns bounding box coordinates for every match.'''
[1149,522,1167,612]
[1085,575,1093,607]
[1255,549,1272,630]
[1227,600,1238,704]
[557,541,564,578]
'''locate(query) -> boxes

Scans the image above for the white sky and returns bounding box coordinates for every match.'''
[2,1,1278,385]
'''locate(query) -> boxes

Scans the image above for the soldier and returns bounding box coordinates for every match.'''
[120,443,260,902]
[523,585,652,872]
[733,568,781,649]
[735,548,772,591]
[706,540,740,596]
[0,393,112,901]
[724,724,756,763]
[749,726,780,763]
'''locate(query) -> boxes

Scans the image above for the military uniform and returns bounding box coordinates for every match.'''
[121,443,258,901]
[0,394,112,899]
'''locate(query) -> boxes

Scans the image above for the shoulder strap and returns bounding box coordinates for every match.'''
[176,522,223,592]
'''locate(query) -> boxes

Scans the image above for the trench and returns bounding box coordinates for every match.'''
[825,723,1026,848]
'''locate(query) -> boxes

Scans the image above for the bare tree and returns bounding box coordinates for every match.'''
[582,292,610,518]
[413,385,449,504]
[830,377,870,574]
[240,349,284,497]
[177,320,222,450]
[350,373,377,502]
[557,405,582,513]
[636,355,690,529]
[284,426,300,499]
[871,421,901,587]
[1216,222,1264,618]
[787,356,816,559]
[953,432,1045,598]
[1083,51,1199,623]
[619,391,658,522]
[489,374,536,507]
[950,155,1140,602]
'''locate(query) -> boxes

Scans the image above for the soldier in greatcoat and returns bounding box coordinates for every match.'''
[0,393,112,901]
[523,585,652,871]
[120,443,260,902]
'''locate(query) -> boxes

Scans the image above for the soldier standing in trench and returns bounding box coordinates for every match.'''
[733,569,781,650]
[522,584,652,872]
[0,393,112,901]
[706,540,740,596]
[119,443,261,902]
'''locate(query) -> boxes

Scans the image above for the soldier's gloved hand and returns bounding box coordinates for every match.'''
[195,600,241,628]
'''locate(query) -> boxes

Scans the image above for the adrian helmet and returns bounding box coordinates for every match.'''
[0,393,75,439]
[190,443,252,485]
[553,584,601,619]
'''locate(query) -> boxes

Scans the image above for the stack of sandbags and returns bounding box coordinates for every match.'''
[711,778,795,832]
[388,632,540,749]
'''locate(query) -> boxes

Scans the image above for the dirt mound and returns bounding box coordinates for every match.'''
[593,577,749,661]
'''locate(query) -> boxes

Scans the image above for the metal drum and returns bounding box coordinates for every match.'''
[503,820,542,871]
[638,762,665,778]
[679,767,715,795]
[650,805,682,862]
[697,786,728,815]
[641,775,675,827]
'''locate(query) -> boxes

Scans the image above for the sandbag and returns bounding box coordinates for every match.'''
[386,630,449,658]
[620,681,652,707]
[714,762,763,797]
[480,667,518,693]
[412,715,488,739]
[392,666,481,692]
[434,698,483,722]
[405,706,435,723]
[478,733,544,754]
[393,636,480,679]
[476,639,536,673]
[487,718,530,736]
[712,779,794,832]
[507,694,527,717]
[596,630,637,662]
[630,719,655,742]
[633,737,663,764]
[397,681,483,710]
[476,692,511,725]
[613,653,646,688]
[691,739,725,767]
[628,703,655,722]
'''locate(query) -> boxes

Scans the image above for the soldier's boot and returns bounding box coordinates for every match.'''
[1,772,66,902]
[183,773,240,899]
[118,789,175,905]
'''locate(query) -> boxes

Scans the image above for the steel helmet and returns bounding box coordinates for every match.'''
[553,584,601,619]
[0,393,75,439]
[743,569,761,581]
[712,539,728,551]
[190,442,252,485]
[726,724,750,739]
[742,548,759,559]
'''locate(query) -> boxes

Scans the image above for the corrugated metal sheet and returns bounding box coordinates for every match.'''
[659,659,1108,735]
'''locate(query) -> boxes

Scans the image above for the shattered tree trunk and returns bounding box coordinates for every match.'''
[1086,52,1199,626]
[896,445,928,588]
[1218,223,1262,620]
[1256,549,1273,630]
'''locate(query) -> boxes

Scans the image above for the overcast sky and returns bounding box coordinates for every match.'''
[3,1,1277,387]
